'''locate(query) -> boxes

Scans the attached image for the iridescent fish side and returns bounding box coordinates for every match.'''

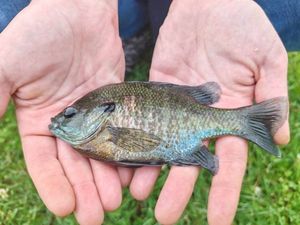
[49,81,288,175]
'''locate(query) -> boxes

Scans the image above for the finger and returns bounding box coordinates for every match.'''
[0,74,11,118]
[255,40,289,145]
[117,167,134,187]
[208,137,248,225]
[130,167,161,200]
[22,135,75,217]
[90,160,122,211]
[57,140,104,225]
[0,92,10,118]
[155,166,199,224]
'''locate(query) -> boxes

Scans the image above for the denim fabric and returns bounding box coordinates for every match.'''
[118,0,148,39]
[119,0,171,40]
[0,0,30,32]
[147,0,171,40]
[118,0,300,51]
[256,0,300,51]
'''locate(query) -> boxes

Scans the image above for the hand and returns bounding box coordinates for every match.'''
[129,0,290,224]
[0,0,126,224]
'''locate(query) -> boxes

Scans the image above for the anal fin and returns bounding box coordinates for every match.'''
[170,145,219,175]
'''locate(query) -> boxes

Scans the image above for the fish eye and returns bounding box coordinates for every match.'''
[102,102,115,113]
[64,107,78,118]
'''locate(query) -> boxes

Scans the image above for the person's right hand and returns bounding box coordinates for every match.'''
[128,0,290,224]
[0,1,126,224]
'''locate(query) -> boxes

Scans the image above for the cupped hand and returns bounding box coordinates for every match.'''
[0,0,125,224]
[129,0,290,224]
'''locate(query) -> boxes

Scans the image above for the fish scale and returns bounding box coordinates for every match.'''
[109,84,240,157]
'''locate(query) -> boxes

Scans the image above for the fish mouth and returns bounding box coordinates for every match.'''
[48,122,73,144]
[49,117,59,131]
[48,118,104,146]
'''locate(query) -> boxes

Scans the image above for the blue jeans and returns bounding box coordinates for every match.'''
[0,0,299,51]
[118,0,148,39]
[0,0,30,32]
[256,0,300,51]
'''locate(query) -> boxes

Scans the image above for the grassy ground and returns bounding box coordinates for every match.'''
[0,53,300,225]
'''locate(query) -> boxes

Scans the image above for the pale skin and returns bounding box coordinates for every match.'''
[0,0,289,225]
[0,0,125,224]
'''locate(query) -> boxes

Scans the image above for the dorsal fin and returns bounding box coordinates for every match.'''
[149,81,221,105]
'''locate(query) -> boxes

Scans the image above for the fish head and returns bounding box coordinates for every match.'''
[49,100,116,145]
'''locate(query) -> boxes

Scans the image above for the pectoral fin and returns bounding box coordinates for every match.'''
[170,145,219,175]
[107,126,162,152]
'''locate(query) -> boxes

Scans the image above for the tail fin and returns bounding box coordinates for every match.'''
[241,97,288,157]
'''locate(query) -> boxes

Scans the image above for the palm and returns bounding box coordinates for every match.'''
[129,1,289,224]
[0,0,124,224]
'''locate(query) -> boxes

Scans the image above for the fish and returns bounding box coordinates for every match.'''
[48,81,288,175]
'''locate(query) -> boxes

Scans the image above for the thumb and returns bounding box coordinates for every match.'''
[255,40,290,145]
[0,70,11,118]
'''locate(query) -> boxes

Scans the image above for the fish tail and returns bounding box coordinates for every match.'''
[240,97,288,157]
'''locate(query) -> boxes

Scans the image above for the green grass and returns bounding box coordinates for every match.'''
[1,53,300,225]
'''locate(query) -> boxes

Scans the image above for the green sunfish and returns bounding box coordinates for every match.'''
[49,81,287,175]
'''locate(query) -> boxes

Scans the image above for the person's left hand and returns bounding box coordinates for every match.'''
[128,0,290,224]
[0,1,128,224]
